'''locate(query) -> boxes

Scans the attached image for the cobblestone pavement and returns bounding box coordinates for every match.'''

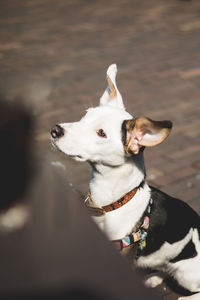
[0,0,200,299]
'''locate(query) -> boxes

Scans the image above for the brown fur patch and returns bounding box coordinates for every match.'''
[106,75,117,99]
[123,119,136,154]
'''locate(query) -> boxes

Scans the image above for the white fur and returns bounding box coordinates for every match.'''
[172,229,200,293]
[179,294,200,300]
[144,272,165,288]
[51,64,200,299]
[137,229,193,269]
[91,183,150,240]
[141,230,200,294]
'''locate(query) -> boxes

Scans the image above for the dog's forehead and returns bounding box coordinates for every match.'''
[83,106,132,124]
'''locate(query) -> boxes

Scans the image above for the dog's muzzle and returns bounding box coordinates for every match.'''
[51,124,64,139]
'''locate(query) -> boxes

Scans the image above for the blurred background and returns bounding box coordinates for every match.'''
[0,0,200,299]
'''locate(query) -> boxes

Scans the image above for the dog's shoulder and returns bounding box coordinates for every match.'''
[150,186,199,231]
[143,186,200,255]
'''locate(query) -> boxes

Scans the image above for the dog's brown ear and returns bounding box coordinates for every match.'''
[100,64,125,110]
[124,117,172,155]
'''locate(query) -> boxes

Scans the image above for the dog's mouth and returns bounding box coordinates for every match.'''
[51,138,61,152]
[51,138,84,161]
[69,154,83,160]
[67,153,85,162]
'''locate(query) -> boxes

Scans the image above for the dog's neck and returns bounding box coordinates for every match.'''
[89,153,146,207]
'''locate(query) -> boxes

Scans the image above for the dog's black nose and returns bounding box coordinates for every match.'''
[51,124,64,138]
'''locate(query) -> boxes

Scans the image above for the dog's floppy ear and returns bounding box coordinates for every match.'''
[100,64,125,110]
[123,117,172,155]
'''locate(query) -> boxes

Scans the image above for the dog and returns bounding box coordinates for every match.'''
[51,64,200,300]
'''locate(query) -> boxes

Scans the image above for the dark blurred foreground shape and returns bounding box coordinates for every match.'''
[0,100,160,299]
[0,99,33,211]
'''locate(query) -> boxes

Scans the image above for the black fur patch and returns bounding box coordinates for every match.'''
[170,240,197,263]
[121,120,127,146]
[141,187,200,257]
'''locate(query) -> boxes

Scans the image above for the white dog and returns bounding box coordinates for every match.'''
[51,64,200,300]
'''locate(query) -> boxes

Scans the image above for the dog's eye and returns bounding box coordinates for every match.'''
[97,129,107,138]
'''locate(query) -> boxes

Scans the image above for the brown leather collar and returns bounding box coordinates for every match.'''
[85,181,144,216]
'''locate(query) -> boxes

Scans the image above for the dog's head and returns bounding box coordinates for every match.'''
[51,64,172,166]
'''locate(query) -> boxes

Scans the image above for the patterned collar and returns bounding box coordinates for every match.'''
[112,198,153,255]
